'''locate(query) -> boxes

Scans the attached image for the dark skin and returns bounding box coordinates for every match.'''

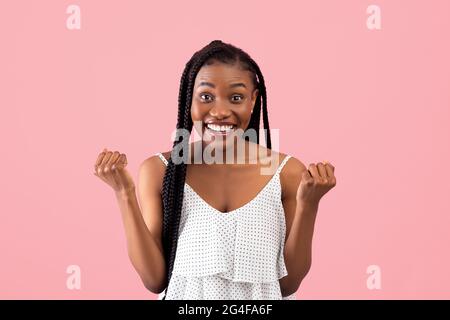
[94,61,337,296]
[191,61,258,153]
[184,61,285,213]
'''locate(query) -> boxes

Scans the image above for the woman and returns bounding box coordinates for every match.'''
[94,40,336,300]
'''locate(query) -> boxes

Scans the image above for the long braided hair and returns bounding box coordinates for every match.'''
[161,40,272,299]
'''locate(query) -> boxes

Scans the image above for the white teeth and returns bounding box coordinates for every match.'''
[206,124,235,132]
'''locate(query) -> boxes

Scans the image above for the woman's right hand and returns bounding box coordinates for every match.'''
[94,148,136,194]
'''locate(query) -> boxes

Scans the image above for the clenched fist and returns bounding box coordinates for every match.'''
[93,148,135,194]
[296,161,336,207]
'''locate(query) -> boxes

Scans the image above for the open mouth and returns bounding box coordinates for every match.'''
[204,123,237,136]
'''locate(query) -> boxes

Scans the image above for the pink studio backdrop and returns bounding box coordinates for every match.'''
[0,0,449,299]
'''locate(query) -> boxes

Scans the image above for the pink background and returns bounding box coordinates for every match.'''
[1,0,449,299]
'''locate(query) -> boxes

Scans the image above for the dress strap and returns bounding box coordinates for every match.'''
[275,155,292,175]
[155,152,168,166]
[156,152,290,171]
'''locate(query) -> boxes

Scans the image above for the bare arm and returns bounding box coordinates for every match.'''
[281,200,318,296]
[115,185,166,294]
[279,157,311,296]
[94,149,167,293]
[279,157,336,297]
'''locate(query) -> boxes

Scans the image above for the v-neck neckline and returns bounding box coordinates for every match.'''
[155,152,291,214]
[184,165,283,214]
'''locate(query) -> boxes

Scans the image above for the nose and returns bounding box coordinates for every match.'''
[208,102,232,119]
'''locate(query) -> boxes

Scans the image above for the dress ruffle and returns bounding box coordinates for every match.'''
[160,274,296,300]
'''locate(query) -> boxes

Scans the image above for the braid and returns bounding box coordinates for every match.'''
[247,58,271,149]
[160,40,271,299]
[230,52,271,149]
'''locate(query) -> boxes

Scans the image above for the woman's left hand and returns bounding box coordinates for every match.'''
[296,161,336,208]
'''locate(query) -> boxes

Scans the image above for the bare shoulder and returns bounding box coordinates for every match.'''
[277,152,308,241]
[255,145,307,194]
[281,153,307,177]
[138,151,170,195]
[277,152,307,199]
[259,146,306,176]
[136,151,171,257]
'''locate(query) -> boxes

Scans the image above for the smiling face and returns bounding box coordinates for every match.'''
[191,60,259,151]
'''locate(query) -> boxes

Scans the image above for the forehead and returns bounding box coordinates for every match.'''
[194,62,253,86]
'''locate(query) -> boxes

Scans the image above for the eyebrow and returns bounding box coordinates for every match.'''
[197,81,247,89]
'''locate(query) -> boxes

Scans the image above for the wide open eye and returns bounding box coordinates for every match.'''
[200,93,214,102]
[231,95,244,102]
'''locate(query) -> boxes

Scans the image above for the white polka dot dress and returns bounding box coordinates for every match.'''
[155,152,297,300]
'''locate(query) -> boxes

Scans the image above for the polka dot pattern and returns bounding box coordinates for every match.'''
[155,152,297,300]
